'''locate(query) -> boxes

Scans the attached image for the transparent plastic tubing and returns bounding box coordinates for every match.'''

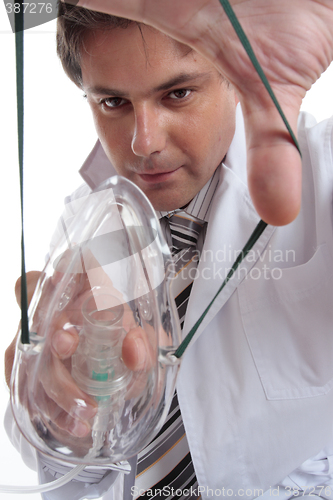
[0,465,85,494]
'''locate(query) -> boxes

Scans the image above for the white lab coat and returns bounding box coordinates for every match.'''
[5,106,333,499]
[176,107,333,496]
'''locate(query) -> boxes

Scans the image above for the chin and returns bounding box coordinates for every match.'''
[150,200,182,212]
[147,192,192,212]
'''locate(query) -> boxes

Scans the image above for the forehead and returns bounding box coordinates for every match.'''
[81,25,213,91]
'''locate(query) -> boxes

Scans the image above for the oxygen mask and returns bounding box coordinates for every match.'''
[10,176,181,467]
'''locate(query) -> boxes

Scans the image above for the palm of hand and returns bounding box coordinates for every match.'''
[76,0,333,224]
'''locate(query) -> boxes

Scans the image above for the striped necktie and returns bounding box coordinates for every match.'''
[134,211,206,499]
[168,212,206,329]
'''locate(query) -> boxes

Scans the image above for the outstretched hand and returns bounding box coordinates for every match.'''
[70,0,333,225]
[6,263,156,447]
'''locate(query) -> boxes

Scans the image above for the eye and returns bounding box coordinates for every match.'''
[100,97,128,109]
[168,89,191,100]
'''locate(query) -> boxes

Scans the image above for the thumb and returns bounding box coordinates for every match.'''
[15,271,43,308]
[240,95,303,226]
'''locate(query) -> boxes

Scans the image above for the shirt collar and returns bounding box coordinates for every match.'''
[156,163,221,222]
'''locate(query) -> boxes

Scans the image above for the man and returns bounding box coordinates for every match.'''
[5,0,333,499]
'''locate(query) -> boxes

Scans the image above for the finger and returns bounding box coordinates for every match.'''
[15,271,42,307]
[122,326,154,371]
[8,271,42,388]
[51,329,79,359]
[76,0,144,20]
[37,393,93,438]
[31,277,89,335]
[41,354,98,426]
[5,330,19,388]
[55,410,91,438]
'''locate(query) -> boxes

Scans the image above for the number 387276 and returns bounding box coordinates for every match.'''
[6,3,53,14]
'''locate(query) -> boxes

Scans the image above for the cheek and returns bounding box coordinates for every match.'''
[186,97,236,152]
[93,115,112,146]
[91,115,109,151]
[93,116,130,167]
[209,100,237,149]
[173,113,213,157]
[182,119,229,161]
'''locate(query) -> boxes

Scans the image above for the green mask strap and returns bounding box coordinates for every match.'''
[174,0,301,359]
[15,4,29,344]
[219,0,301,155]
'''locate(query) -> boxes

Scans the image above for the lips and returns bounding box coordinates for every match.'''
[138,167,181,184]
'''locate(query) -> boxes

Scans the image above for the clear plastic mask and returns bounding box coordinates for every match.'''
[11,176,181,466]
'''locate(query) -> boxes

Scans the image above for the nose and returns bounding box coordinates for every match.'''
[131,104,167,158]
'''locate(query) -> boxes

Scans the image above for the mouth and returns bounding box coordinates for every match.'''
[137,167,181,185]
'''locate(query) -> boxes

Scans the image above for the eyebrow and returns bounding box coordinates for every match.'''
[153,72,211,92]
[86,71,212,97]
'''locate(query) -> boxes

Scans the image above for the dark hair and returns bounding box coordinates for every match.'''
[57,3,138,88]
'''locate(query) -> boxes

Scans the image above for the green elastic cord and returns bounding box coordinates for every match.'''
[15,5,30,344]
[174,220,267,358]
[174,0,302,359]
[219,0,301,155]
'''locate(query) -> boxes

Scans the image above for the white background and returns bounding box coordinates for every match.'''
[0,2,333,499]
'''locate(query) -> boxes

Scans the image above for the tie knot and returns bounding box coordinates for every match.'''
[167,211,205,255]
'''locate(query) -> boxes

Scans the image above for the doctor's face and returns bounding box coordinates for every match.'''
[81,25,237,211]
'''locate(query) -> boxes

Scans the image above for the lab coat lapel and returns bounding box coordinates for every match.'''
[182,107,276,346]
